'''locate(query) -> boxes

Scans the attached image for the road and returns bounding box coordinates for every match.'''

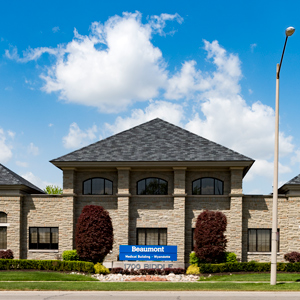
[0,291,300,299]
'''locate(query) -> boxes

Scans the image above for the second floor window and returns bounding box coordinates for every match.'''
[137,178,168,195]
[83,178,113,195]
[192,177,223,195]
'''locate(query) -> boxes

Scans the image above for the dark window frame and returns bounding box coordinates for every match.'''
[247,228,280,252]
[82,177,113,195]
[136,228,167,245]
[29,227,59,250]
[0,212,8,250]
[136,177,168,195]
[0,212,7,223]
[192,177,224,195]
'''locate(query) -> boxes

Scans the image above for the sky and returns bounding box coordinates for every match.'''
[0,0,299,194]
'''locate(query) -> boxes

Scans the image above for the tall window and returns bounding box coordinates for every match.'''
[137,228,167,245]
[0,212,7,249]
[192,178,223,195]
[248,229,279,252]
[83,178,113,195]
[137,178,168,195]
[29,227,59,250]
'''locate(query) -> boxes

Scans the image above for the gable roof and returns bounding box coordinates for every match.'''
[278,174,300,194]
[0,164,45,194]
[51,119,254,172]
[283,174,300,185]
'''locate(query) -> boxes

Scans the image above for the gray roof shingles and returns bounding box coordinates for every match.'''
[52,118,254,163]
[0,164,45,193]
[283,174,300,185]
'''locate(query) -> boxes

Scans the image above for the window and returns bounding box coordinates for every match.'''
[137,228,167,245]
[29,227,58,250]
[83,178,113,195]
[192,178,223,195]
[248,229,279,252]
[137,178,168,195]
[0,212,7,249]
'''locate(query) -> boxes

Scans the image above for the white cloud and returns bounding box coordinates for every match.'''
[63,123,97,149]
[16,161,28,168]
[105,100,185,134]
[52,26,60,33]
[21,171,59,190]
[0,128,13,163]
[248,88,253,95]
[250,43,257,52]
[48,123,54,127]
[27,142,39,156]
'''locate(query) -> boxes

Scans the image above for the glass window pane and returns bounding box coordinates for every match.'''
[201,178,214,195]
[159,180,168,195]
[29,228,38,249]
[215,180,223,195]
[159,229,167,245]
[105,180,113,195]
[0,227,7,249]
[83,180,91,195]
[137,229,146,245]
[146,178,159,195]
[146,229,159,245]
[257,229,270,252]
[248,229,256,252]
[137,180,146,195]
[0,212,7,223]
[92,178,104,195]
[51,228,59,249]
[39,228,51,249]
[192,180,201,195]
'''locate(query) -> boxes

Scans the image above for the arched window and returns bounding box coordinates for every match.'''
[192,178,223,195]
[0,212,7,249]
[83,178,113,195]
[137,178,168,195]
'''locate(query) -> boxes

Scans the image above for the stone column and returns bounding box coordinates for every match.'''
[116,168,130,256]
[229,167,243,261]
[173,167,186,263]
[62,168,77,194]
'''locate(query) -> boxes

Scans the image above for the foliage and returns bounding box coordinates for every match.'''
[284,252,300,263]
[75,205,113,263]
[186,264,201,275]
[0,259,94,273]
[225,252,237,263]
[194,210,227,263]
[94,263,110,274]
[62,250,79,261]
[44,185,63,194]
[110,268,186,275]
[189,252,200,265]
[0,249,14,259]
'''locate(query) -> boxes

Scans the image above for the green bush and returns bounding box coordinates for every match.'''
[62,250,79,261]
[225,252,237,263]
[94,263,110,274]
[189,252,200,265]
[186,264,200,275]
[0,259,94,273]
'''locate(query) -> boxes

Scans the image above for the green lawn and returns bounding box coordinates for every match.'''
[0,271,97,281]
[199,273,300,282]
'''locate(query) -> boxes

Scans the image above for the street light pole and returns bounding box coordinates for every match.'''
[271,26,295,286]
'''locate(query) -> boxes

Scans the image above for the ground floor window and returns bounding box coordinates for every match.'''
[248,228,279,252]
[137,228,167,245]
[0,227,7,249]
[29,227,59,250]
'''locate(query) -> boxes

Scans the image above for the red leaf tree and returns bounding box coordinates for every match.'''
[75,205,113,263]
[194,210,227,263]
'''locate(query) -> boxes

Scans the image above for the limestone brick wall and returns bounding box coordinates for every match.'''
[0,196,21,258]
[63,169,77,194]
[22,195,74,260]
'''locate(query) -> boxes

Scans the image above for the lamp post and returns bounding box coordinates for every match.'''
[271,26,295,286]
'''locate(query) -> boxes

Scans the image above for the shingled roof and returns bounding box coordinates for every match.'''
[278,174,300,194]
[282,174,300,185]
[0,164,45,194]
[52,118,253,166]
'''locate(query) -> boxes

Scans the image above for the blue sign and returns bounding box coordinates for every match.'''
[119,245,177,261]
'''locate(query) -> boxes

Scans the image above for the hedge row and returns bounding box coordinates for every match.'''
[199,262,300,273]
[0,259,94,273]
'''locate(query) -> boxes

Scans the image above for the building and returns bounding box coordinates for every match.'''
[0,118,299,265]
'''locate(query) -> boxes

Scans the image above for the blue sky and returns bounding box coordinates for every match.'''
[0,0,299,194]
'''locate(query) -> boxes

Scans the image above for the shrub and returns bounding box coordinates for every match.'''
[186,264,201,275]
[225,252,237,263]
[0,249,13,259]
[75,205,113,264]
[284,252,300,263]
[194,210,227,263]
[62,250,79,261]
[94,263,110,274]
[110,268,186,275]
[189,252,200,265]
